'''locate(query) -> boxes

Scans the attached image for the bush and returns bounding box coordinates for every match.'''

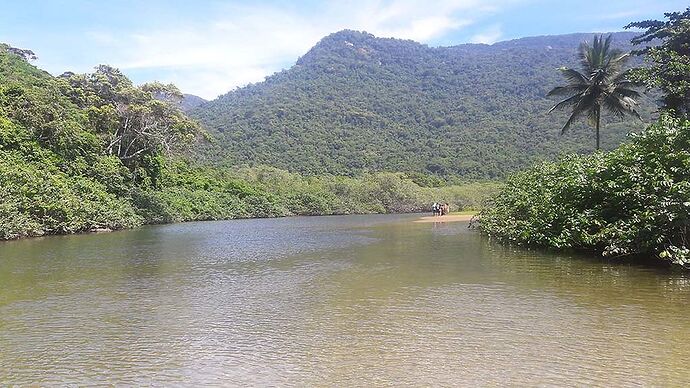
[0,148,142,239]
[479,114,690,268]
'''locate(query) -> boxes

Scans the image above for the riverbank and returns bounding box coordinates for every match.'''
[1,211,474,242]
[414,212,476,223]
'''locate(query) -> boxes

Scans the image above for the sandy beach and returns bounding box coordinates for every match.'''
[414,213,476,223]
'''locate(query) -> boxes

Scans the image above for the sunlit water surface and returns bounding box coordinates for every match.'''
[1,214,689,386]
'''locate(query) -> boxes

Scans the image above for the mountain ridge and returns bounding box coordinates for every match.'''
[191,30,652,179]
[180,93,207,112]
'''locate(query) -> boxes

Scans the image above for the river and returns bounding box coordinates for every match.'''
[1,214,688,385]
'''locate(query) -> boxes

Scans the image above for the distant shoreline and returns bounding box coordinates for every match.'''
[0,212,482,242]
[414,213,476,223]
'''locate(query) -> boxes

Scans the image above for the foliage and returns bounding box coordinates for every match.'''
[626,8,690,117]
[479,114,690,268]
[480,15,690,270]
[0,46,496,240]
[0,43,37,61]
[547,34,641,150]
[59,66,200,175]
[144,162,499,221]
[0,118,142,239]
[0,48,203,238]
[191,31,654,179]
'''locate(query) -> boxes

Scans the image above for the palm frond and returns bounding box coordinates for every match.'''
[605,52,626,75]
[611,69,639,85]
[558,68,590,86]
[548,93,583,113]
[602,93,641,121]
[548,33,642,146]
[611,80,640,90]
[561,108,585,134]
[602,94,628,118]
[587,105,599,127]
[560,92,596,133]
[610,51,629,65]
[547,84,588,97]
[578,41,594,74]
[602,35,613,57]
[630,107,642,121]
[611,86,641,99]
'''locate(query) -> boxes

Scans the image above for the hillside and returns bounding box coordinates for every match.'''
[191,30,654,179]
[0,44,492,239]
[180,93,207,112]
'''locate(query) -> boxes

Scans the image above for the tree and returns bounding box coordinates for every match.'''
[0,43,37,61]
[626,8,690,118]
[547,34,641,150]
[60,66,200,172]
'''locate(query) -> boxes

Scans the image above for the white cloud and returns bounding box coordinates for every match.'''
[156,66,272,103]
[470,24,503,44]
[85,1,520,99]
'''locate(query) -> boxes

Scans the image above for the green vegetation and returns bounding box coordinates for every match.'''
[191,31,653,179]
[0,45,496,239]
[5,18,681,264]
[626,8,690,117]
[547,34,641,150]
[480,114,690,267]
[0,46,151,239]
[143,163,501,222]
[0,117,143,239]
[479,9,690,269]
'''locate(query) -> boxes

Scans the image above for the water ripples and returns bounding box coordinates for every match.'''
[1,214,689,386]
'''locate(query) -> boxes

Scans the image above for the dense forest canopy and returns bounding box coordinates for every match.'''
[191,30,656,179]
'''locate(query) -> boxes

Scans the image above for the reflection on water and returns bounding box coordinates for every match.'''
[0,214,688,385]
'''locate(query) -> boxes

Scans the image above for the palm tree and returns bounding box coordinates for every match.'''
[548,34,641,150]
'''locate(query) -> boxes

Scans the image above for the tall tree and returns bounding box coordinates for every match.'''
[626,8,690,118]
[60,66,199,170]
[548,34,641,150]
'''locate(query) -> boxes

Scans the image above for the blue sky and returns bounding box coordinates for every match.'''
[1,0,686,99]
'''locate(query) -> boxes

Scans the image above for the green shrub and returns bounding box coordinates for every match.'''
[0,148,142,239]
[479,114,690,268]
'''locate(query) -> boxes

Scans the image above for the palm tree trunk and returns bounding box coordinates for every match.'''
[597,108,601,151]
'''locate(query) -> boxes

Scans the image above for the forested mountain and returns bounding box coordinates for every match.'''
[191,30,655,179]
[0,44,490,239]
[180,94,207,112]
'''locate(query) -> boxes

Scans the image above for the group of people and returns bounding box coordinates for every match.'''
[432,202,450,216]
